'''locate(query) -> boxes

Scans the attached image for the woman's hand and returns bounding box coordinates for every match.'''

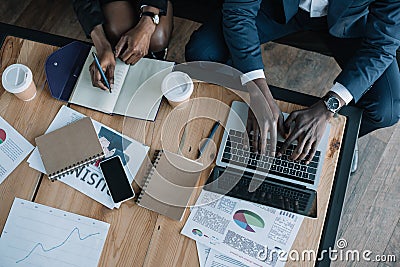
[89,48,116,90]
[114,16,156,65]
[90,24,116,90]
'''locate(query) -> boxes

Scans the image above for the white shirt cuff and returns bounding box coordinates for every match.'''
[330,82,353,105]
[240,69,266,85]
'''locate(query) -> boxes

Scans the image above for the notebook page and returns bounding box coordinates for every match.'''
[70,47,129,114]
[113,58,174,120]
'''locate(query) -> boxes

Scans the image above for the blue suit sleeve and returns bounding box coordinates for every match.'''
[335,0,400,102]
[222,0,265,74]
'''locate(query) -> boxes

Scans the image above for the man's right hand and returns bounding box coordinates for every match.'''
[246,79,286,156]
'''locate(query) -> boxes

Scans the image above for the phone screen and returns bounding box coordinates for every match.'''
[100,156,134,203]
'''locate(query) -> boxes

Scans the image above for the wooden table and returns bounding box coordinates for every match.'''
[0,25,363,267]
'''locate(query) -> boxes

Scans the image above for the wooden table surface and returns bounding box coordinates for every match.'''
[0,36,346,267]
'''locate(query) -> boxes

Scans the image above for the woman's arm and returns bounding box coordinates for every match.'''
[140,0,168,15]
[72,0,116,90]
[72,0,105,38]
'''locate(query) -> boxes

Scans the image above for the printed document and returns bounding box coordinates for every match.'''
[0,116,34,184]
[0,198,109,267]
[182,190,304,267]
[197,242,211,267]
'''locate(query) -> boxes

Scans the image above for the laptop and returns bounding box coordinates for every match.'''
[204,101,331,218]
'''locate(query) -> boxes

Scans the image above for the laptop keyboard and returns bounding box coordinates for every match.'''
[222,129,321,185]
[205,167,315,215]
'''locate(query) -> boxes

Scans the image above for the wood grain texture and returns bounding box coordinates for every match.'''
[383,217,400,267]
[0,0,31,25]
[2,0,400,264]
[262,42,341,98]
[12,0,86,41]
[0,37,63,232]
[334,125,400,266]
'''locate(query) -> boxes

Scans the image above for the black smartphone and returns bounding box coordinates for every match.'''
[99,156,135,204]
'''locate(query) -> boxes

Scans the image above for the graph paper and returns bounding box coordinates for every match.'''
[0,198,109,267]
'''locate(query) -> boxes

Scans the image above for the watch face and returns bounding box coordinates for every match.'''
[153,15,160,25]
[327,97,340,110]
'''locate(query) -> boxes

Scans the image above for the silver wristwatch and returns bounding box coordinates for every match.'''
[323,95,342,113]
[140,11,160,25]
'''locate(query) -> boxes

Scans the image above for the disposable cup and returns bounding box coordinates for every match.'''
[161,71,193,108]
[2,64,37,101]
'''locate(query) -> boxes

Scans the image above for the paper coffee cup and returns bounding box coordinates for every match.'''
[2,64,37,101]
[161,71,193,108]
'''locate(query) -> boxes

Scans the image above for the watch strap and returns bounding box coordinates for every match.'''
[141,11,156,18]
[140,11,159,25]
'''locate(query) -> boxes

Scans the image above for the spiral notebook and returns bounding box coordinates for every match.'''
[137,150,203,221]
[35,117,104,181]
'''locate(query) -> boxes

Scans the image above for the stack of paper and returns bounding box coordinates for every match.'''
[182,190,305,267]
[28,106,149,209]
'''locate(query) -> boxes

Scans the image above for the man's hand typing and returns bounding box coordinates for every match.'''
[246,79,286,156]
[278,93,344,164]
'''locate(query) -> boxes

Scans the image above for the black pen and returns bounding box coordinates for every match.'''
[198,120,221,158]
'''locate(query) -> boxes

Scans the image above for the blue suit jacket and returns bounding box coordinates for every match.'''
[222,0,400,102]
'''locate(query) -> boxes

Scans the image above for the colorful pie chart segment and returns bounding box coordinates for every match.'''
[0,129,6,144]
[233,210,265,233]
[192,229,203,236]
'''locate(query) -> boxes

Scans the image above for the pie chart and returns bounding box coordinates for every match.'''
[0,129,6,144]
[233,210,265,233]
[192,229,203,236]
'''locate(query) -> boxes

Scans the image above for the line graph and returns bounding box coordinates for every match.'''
[16,227,101,263]
[0,198,110,267]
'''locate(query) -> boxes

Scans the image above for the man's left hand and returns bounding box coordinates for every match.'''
[278,100,333,164]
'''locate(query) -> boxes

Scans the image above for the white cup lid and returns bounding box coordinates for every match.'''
[2,64,33,93]
[161,71,193,102]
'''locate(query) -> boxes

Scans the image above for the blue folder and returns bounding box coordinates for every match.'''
[45,41,91,102]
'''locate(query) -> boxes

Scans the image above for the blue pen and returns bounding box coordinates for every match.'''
[92,52,111,93]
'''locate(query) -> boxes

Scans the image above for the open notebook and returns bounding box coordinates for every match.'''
[69,47,174,120]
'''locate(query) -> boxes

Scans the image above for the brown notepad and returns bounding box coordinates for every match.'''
[35,117,104,181]
[137,150,203,221]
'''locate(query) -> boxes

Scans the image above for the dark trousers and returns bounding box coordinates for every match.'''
[185,10,400,136]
